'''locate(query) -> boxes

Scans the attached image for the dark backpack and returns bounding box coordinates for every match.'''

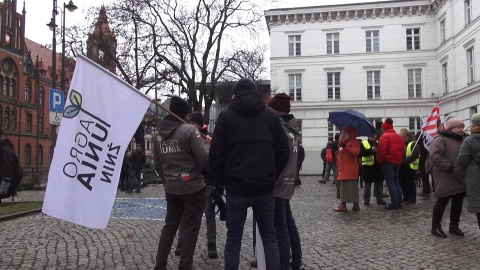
[326,148,334,163]
[0,145,24,202]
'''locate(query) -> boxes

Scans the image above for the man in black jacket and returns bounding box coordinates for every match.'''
[210,78,290,270]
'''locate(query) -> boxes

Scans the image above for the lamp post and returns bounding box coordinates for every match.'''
[61,1,78,92]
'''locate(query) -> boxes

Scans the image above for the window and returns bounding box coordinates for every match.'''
[4,107,9,130]
[440,19,446,43]
[327,33,339,54]
[409,117,422,135]
[328,122,338,140]
[39,87,44,106]
[0,77,3,95]
[38,117,44,134]
[3,78,9,96]
[367,71,381,99]
[366,30,379,52]
[37,145,43,165]
[24,144,31,165]
[26,113,32,132]
[465,0,472,25]
[467,47,475,84]
[288,35,301,56]
[406,28,420,50]
[327,72,341,100]
[24,81,31,102]
[11,109,16,131]
[9,79,14,96]
[408,69,422,98]
[289,74,302,101]
[442,63,448,93]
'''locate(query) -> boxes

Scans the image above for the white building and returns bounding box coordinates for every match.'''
[265,0,480,175]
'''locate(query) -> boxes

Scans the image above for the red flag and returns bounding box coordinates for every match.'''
[421,99,440,150]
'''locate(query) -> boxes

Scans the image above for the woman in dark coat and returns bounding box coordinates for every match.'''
[429,118,466,238]
[457,113,480,229]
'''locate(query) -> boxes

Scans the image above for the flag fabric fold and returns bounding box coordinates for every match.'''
[421,99,440,150]
[42,55,151,229]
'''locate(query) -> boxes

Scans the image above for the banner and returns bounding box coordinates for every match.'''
[42,55,151,229]
[421,99,440,151]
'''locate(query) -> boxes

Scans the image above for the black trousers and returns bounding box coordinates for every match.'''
[399,165,417,203]
[419,159,431,193]
[432,192,465,229]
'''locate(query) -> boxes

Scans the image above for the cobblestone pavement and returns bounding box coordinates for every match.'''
[2,176,480,269]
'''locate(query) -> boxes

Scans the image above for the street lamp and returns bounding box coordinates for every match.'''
[61,1,77,92]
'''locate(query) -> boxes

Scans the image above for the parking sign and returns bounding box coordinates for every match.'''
[49,88,65,125]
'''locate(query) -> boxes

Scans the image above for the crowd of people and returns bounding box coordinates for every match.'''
[319,113,480,239]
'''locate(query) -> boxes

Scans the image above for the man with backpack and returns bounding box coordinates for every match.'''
[320,135,339,184]
[0,129,23,203]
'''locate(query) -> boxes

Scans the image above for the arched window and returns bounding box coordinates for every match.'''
[0,76,3,95]
[4,107,9,130]
[24,144,31,165]
[24,80,31,102]
[38,117,43,134]
[37,145,43,165]
[4,78,9,96]
[39,87,44,106]
[25,113,32,132]
[10,79,15,96]
[11,109,16,131]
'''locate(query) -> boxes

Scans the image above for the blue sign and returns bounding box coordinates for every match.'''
[49,88,65,113]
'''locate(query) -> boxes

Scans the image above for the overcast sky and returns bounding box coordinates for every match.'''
[21,0,385,47]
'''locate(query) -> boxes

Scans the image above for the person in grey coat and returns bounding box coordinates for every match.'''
[457,113,480,229]
[429,117,466,238]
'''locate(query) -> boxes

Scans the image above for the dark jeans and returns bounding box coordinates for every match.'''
[177,185,217,245]
[432,192,465,229]
[155,188,205,270]
[286,201,302,268]
[224,192,279,270]
[380,162,403,207]
[419,159,431,193]
[399,165,417,203]
[128,169,141,191]
[274,198,290,270]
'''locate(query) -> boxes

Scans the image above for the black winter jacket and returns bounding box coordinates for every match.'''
[209,89,290,196]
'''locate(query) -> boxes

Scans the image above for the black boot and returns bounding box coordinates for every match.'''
[431,227,447,238]
[207,242,218,259]
[449,225,465,236]
[174,242,182,256]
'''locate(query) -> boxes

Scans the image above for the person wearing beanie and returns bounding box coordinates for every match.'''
[429,117,466,238]
[267,93,305,270]
[173,111,219,259]
[152,96,211,269]
[210,78,289,270]
[377,117,406,210]
[458,114,480,231]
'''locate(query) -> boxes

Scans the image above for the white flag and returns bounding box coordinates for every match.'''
[42,55,151,229]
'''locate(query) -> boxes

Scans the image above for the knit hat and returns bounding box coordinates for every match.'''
[169,96,191,117]
[471,113,480,126]
[189,111,204,126]
[267,93,291,113]
[232,78,257,96]
[444,117,464,130]
[381,118,393,130]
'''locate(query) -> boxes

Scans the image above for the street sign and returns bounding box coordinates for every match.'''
[49,88,65,125]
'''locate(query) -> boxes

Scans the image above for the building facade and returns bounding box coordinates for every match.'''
[265,0,480,174]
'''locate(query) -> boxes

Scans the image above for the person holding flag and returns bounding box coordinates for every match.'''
[152,96,211,270]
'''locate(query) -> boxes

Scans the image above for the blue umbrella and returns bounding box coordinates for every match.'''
[328,109,376,137]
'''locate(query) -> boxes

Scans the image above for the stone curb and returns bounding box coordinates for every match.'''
[0,208,42,222]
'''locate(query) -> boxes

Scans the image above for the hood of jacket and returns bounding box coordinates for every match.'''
[229,89,266,117]
[158,115,183,140]
[437,130,464,142]
[281,114,299,135]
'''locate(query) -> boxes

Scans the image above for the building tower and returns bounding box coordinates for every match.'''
[86,6,117,74]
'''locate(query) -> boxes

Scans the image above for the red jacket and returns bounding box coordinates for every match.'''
[377,129,405,165]
[336,126,360,181]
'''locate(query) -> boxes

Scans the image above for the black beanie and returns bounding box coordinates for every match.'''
[232,78,257,96]
[267,93,291,113]
[169,96,191,117]
[189,111,204,126]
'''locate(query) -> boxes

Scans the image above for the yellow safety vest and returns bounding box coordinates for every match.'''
[406,141,420,171]
[361,140,374,166]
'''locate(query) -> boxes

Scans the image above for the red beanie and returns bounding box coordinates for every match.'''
[267,93,291,113]
[381,117,394,130]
